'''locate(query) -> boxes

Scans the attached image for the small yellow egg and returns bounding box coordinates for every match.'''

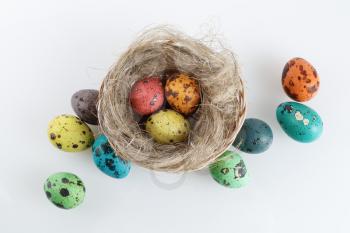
[145,109,190,144]
[48,114,94,152]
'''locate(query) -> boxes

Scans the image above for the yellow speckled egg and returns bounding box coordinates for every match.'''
[48,114,94,152]
[165,73,201,116]
[146,109,190,144]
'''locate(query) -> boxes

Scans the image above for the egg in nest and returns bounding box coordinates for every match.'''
[165,73,201,116]
[146,109,190,144]
[130,76,164,116]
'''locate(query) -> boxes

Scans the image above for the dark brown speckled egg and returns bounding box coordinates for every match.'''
[71,89,99,125]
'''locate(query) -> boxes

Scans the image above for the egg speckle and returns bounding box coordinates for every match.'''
[165,73,201,116]
[48,114,94,152]
[233,118,273,154]
[71,89,99,125]
[92,134,131,179]
[282,57,320,102]
[146,109,190,144]
[130,76,164,116]
[44,172,85,209]
[209,151,249,188]
[276,101,323,143]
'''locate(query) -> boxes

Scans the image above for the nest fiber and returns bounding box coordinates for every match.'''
[98,26,246,172]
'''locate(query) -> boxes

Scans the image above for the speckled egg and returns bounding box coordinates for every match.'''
[92,134,131,179]
[146,109,190,144]
[209,151,249,188]
[233,118,273,154]
[44,172,85,209]
[130,76,164,116]
[48,114,94,152]
[276,101,323,143]
[282,57,320,102]
[71,89,99,125]
[165,73,201,116]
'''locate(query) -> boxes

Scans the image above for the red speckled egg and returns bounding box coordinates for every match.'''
[130,76,164,116]
[282,57,320,102]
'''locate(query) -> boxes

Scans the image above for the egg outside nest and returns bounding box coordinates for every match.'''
[209,151,249,188]
[47,114,94,152]
[92,134,131,179]
[71,89,99,125]
[276,101,323,143]
[44,172,86,209]
[282,57,320,102]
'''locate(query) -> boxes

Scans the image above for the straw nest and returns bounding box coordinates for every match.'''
[97,26,246,172]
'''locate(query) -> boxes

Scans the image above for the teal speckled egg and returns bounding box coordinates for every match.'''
[276,101,323,143]
[209,151,249,188]
[233,118,273,154]
[92,134,131,179]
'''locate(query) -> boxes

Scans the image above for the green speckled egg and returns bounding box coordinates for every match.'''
[48,114,94,152]
[209,151,249,188]
[44,172,85,209]
[276,101,323,143]
[146,109,190,144]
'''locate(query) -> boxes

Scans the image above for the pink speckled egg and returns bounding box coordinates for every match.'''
[130,76,164,116]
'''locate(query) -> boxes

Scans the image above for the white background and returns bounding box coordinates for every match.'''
[0,0,349,232]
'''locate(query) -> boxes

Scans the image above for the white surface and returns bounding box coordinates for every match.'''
[0,0,349,232]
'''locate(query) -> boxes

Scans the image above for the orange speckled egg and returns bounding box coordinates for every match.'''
[282,57,320,102]
[165,73,201,116]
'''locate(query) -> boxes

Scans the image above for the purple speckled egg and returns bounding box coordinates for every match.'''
[71,89,99,125]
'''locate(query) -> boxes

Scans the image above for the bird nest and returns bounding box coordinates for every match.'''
[98,26,246,172]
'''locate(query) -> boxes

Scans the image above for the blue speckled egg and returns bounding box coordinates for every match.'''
[92,134,131,179]
[276,101,323,143]
[233,118,273,154]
